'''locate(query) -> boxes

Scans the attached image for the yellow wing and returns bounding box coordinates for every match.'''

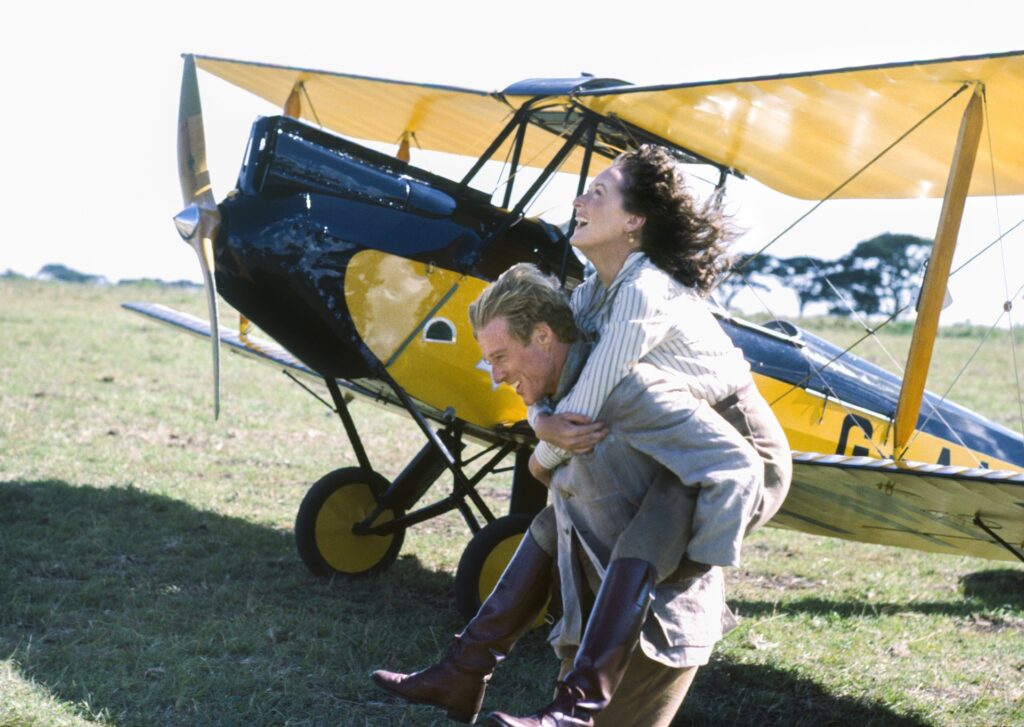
[197,51,1024,200]
[194,55,600,176]
[575,50,1024,199]
[780,453,1024,561]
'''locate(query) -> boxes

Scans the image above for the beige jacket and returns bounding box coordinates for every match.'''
[543,356,766,668]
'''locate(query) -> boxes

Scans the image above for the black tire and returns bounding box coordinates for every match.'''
[295,467,405,578]
[454,512,543,622]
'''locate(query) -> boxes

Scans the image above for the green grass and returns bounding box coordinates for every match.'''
[1,279,1022,726]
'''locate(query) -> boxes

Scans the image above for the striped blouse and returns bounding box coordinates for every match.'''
[530,252,752,470]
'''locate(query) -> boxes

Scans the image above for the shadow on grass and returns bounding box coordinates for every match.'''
[731,572,1024,621]
[676,660,932,727]
[1,480,935,726]
[960,568,1024,609]
[0,478,464,726]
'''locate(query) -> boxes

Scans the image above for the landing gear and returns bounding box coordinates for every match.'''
[291,374,548,620]
[294,467,405,578]
[454,513,550,626]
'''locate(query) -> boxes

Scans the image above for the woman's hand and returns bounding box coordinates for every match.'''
[533,412,608,453]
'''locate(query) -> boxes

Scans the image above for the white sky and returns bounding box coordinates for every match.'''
[2,0,1023,325]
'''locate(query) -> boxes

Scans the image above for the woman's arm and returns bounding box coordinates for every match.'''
[532,282,670,470]
[528,451,552,487]
[534,412,608,453]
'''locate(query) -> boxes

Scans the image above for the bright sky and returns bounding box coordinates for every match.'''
[3,0,1023,325]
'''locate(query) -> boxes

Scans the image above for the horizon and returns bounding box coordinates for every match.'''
[4,1,1023,326]
[11,260,1024,334]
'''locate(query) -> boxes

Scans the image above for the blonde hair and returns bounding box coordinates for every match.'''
[469,264,579,344]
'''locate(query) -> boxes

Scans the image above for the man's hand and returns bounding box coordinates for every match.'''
[528,452,552,487]
[533,412,608,454]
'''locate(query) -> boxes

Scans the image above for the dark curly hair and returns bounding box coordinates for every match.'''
[614,145,734,293]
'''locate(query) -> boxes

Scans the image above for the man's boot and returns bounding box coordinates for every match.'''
[487,557,655,727]
[371,533,552,723]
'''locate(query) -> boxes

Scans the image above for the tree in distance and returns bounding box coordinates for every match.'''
[717,232,933,319]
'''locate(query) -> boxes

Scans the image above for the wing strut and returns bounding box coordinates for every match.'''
[973,515,1024,563]
[893,85,985,459]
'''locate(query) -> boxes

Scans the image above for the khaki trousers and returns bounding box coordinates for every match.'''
[557,651,698,727]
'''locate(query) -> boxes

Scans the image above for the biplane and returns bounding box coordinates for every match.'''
[126,50,1024,619]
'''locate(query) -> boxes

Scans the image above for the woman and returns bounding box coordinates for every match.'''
[531,145,790,530]
[372,145,791,726]
[531,145,753,481]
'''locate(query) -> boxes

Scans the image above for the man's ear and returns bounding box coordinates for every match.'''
[531,322,554,349]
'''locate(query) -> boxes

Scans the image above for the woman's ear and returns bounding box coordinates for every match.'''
[625,214,646,234]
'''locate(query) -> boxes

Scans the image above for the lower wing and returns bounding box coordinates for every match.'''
[777,452,1024,562]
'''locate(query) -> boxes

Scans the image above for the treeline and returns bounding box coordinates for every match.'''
[2,264,200,288]
[12,236,933,317]
[717,232,933,318]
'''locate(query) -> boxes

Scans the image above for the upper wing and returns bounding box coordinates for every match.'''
[193,55,597,175]
[777,452,1024,562]
[575,50,1024,199]
[197,51,1024,198]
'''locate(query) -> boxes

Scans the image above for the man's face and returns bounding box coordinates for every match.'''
[476,317,559,406]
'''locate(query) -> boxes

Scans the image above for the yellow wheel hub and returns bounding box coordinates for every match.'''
[314,483,396,574]
[478,532,548,628]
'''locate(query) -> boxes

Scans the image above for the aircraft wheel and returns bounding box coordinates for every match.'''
[295,467,405,578]
[454,512,548,625]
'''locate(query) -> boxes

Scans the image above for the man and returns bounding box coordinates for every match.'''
[373,265,783,726]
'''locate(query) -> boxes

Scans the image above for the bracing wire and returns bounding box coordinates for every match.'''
[899,89,1024,458]
[768,308,900,404]
[721,82,971,285]
[519,156,572,218]
[766,220,1024,466]
[983,88,1024,438]
[818,256,916,375]
[723,269,890,458]
[756,207,1024,463]
[489,128,518,200]
[908,274,1024,461]
[950,217,1024,276]
[717,80,1024,462]
[299,83,323,129]
[773,253,1024,468]
[913,307,1009,440]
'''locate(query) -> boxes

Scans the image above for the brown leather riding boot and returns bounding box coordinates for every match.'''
[487,558,656,727]
[371,533,552,723]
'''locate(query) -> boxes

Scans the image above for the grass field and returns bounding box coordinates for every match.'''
[1,278,1022,726]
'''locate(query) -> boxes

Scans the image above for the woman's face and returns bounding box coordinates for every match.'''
[570,165,639,255]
